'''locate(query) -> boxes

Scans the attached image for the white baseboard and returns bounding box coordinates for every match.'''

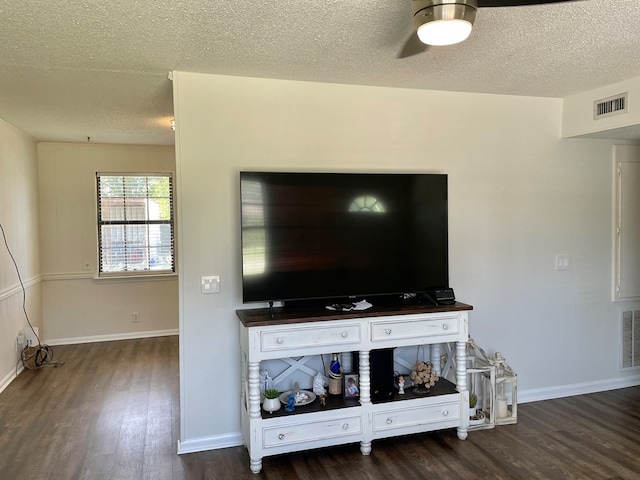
[45,328,179,346]
[0,363,24,395]
[516,374,640,404]
[177,432,243,455]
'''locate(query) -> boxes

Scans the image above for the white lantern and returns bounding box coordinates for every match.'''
[466,339,495,431]
[494,352,517,425]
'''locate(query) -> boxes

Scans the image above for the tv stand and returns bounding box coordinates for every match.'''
[237,302,472,474]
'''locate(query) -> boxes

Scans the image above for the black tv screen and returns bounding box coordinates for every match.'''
[240,172,449,304]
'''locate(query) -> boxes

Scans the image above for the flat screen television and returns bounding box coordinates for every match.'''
[240,171,449,306]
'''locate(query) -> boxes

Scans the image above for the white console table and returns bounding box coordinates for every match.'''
[237,302,472,474]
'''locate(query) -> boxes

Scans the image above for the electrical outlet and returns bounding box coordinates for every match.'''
[132,312,140,323]
[24,327,39,347]
[16,335,25,351]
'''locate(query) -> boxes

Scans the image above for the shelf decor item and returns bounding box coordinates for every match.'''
[343,373,360,399]
[262,389,281,414]
[466,338,496,430]
[410,360,438,393]
[493,352,517,425]
[465,338,518,430]
[328,353,343,395]
[468,391,478,416]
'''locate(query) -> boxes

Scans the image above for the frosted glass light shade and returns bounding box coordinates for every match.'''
[413,2,477,47]
[417,19,472,46]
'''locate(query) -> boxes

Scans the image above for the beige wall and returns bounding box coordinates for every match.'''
[0,119,41,391]
[37,142,178,342]
[173,72,640,452]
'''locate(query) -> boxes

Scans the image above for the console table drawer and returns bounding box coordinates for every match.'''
[263,415,362,448]
[370,315,459,343]
[373,401,460,433]
[260,324,361,352]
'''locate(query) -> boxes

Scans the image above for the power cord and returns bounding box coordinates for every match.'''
[1,221,64,370]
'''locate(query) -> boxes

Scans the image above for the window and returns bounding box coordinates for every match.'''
[97,173,175,276]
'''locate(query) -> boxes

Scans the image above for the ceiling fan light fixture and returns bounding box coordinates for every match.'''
[414,1,477,46]
[417,18,473,46]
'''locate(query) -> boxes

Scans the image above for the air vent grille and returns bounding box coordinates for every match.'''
[622,309,640,369]
[594,93,628,120]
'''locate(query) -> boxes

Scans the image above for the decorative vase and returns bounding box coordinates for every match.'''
[412,384,431,395]
[328,353,342,395]
[262,396,281,414]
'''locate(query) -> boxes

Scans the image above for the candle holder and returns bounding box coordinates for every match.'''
[465,339,518,430]
[494,352,517,425]
[466,339,495,431]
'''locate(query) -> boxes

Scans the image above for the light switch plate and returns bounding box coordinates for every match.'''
[555,254,570,271]
[201,275,220,294]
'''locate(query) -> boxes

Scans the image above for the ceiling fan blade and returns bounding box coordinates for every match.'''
[397,32,428,59]
[478,0,579,6]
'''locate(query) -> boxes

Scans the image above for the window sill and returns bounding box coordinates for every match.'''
[95,272,178,283]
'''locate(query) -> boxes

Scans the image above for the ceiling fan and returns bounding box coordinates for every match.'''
[400,0,580,58]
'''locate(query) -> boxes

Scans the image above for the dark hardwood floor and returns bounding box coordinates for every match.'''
[1,336,639,479]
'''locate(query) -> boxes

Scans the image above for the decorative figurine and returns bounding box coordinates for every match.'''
[330,354,341,376]
[285,393,295,412]
[260,370,273,397]
[398,375,405,395]
[313,372,327,396]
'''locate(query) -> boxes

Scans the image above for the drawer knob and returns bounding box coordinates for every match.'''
[341,331,348,338]
[342,423,349,430]
[442,324,449,330]
[384,328,392,335]
[278,433,285,440]
[386,418,393,424]
[276,337,284,344]
[443,410,449,417]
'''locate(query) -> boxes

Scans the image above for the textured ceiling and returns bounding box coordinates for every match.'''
[0,0,639,145]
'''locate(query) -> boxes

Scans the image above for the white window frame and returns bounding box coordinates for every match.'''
[96,172,175,277]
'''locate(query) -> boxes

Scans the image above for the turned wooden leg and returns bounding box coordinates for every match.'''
[250,458,262,474]
[360,440,372,456]
[456,339,468,440]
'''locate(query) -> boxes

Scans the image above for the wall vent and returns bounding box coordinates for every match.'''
[594,93,628,120]
[621,309,640,369]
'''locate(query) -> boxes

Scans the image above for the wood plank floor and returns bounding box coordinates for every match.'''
[1,337,639,479]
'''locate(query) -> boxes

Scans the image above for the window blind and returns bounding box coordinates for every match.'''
[97,174,175,275]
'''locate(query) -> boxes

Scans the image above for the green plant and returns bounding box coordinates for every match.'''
[469,392,478,409]
[264,388,280,399]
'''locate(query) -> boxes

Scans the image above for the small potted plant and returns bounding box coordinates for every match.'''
[468,392,478,417]
[469,392,486,425]
[263,388,281,413]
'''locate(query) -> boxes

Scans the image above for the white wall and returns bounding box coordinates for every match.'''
[562,75,640,138]
[173,71,640,451]
[0,119,41,392]
[37,142,178,343]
